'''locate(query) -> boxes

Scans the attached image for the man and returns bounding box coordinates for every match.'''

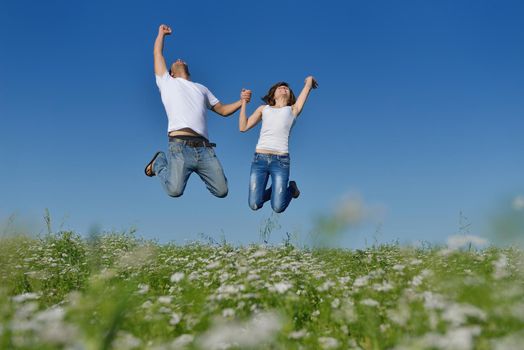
[145,24,251,198]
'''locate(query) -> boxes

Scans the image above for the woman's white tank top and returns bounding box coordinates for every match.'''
[255,105,296,154]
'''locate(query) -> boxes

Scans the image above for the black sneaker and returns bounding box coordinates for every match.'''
[289,181,300,199]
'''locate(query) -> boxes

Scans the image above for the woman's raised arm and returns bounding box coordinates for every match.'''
[292,76,318,117]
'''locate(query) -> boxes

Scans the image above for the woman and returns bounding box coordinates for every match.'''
[239,76,318,212]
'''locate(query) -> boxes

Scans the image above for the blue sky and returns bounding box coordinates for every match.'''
[1,0,523,247]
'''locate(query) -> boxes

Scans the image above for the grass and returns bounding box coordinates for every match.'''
[0,231,523,349]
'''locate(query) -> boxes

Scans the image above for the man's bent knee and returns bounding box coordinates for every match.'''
[165,183,185,197]
[213,188,228,198]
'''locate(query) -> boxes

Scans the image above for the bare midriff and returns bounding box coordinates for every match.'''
[168,128,202,137]
[255,148,289,156]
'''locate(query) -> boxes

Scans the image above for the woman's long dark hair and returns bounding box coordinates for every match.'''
[261,82,296,106]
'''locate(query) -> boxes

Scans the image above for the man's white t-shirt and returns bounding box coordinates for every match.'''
[155,72,219,139]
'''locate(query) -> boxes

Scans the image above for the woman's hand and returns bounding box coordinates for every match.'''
[241,88,252,103]
[305,76,318,89]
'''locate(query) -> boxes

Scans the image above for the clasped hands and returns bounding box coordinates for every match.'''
[240,89,252,103]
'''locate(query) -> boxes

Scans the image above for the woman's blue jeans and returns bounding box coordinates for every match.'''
[153,140,228,198]
[248,153,293,213]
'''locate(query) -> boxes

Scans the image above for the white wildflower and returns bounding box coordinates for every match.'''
[442,303,486,326]
[424,326,481,350]
[169,313,181,326]
[158,296,172,304]
[361,298,379,307]
[410,274,424,287]
[492,332,524,350]
[222,308,235,318]
[206,261,220,269]
[340,301,357,323]
[387,302,410,326]
[171,334,194,348]
[141,300,153,309]
[34,307,65,323]
[392,264,405,272]
[247,273,260,281]
[422,291,446,310]
[313,271,327,279]
[338,276,351,284]
[331,298,341,309]
[510,302,524,322]
[318,336,339,349]
[318,280,336,292]
[14,302,39,318]
[353,275,369,287]
[112,331,142,349]
[170,272,185,283]
[158,306,171,314]
[493,254,509,280]
[197,312,282,350]
[39,322,78,345]
[137,284,149,294]
[410,258,422,265]
[219,272,230,283]
[288,329,308,339]
[116,246,155,269]
[373,281,394,292]
[252,249,267,258]
[273,282,292,294]
[12,292,40,303]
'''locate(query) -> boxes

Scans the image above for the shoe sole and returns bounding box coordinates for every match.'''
[144,151,162,177]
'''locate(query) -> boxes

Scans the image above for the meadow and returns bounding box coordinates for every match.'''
[0,231,523,350]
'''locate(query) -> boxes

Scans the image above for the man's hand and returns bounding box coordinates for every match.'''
[154,25,171,76]
[241,89,252,103]
[305,76,318,89]
[158,24,172,36]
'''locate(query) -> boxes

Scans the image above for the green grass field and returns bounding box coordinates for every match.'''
[1,231,523,349]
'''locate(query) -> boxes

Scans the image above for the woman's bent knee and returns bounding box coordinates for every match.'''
[249,199,263,211]
[271,203,287,213]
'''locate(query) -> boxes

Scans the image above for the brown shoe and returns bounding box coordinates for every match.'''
[289,181,300,199]
[144,151,162,177]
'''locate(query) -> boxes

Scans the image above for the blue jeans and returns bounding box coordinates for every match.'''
[153,140,228,198]
[249,153,293,213]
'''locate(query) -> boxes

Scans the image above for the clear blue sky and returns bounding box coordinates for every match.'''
[1,0,523,247]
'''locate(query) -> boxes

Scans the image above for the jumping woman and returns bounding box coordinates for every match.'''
[239,76,318,212]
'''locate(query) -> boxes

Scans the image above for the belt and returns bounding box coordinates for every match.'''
[169,137,216,148]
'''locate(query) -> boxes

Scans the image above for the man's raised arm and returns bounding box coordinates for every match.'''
[154,24,172,76]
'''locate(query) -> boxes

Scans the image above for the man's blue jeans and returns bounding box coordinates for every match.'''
[249,153,293,213]
[153,140,228,198]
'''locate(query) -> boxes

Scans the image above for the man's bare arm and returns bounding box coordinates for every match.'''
[212,89,252,117]
[154,24,172,76]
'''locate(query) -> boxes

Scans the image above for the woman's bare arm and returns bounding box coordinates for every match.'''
[239,100,264,132]
[292,76,318,117]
